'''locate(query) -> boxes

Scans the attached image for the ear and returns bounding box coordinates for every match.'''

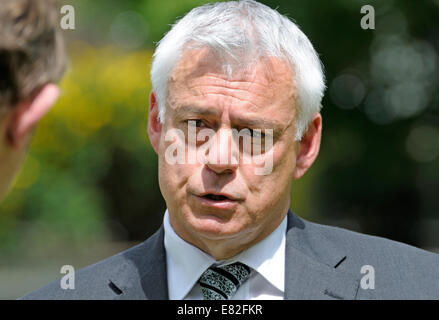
[147,91,162,154]
[293,112,322,180]
[6,83,59,149]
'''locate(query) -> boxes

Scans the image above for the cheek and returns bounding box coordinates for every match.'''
[159,160,194,190]
[240,141,296,199]
[272,137,298,178]
[158,155,200,205]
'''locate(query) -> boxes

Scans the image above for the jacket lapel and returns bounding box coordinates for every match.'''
[284,210,360,299]
[109,226,169,300]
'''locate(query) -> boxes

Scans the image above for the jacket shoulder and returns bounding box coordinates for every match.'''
[294,215,439,299]
[20,228,163,300]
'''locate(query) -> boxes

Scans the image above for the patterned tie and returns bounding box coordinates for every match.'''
[198,262,252,300]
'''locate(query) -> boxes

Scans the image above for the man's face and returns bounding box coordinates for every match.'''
[155,48,301,258]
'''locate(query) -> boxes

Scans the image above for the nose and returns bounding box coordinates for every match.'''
[204,128,239,174]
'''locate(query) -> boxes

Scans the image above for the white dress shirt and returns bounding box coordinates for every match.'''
[163,209,287,300]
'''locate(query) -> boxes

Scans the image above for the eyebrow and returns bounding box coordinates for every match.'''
[173,105,220,119]
[233,117,282,130]
[174,105,284,132]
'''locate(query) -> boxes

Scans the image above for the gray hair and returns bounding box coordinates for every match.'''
[150,0,325,140]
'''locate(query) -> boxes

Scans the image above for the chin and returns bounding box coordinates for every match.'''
[186,213,248,241]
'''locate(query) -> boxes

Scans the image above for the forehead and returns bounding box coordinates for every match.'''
[167,47,297,120]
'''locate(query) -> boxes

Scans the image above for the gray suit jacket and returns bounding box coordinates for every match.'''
[21,210,439,299]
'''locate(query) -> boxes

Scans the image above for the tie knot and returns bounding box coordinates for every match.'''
[198,262,252,300]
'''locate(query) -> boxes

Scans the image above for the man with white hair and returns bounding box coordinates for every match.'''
[23,0,439,300]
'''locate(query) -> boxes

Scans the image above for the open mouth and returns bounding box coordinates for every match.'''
[193,192,240,209]
[202,194,230,201]
[194,193,242,210]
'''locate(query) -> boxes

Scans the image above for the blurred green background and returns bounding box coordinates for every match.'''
[1,0,439,298]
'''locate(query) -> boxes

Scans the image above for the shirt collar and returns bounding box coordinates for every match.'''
[163,209,287,300]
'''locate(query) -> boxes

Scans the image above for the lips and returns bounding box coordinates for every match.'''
[191,191,242,210]
[203,194,229,201]
[197,192,241,201]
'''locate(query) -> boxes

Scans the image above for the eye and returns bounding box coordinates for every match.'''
[186,119,205,128]
[246,128,265,138]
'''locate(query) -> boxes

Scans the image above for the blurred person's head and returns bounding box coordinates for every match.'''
[148,0,325,259]
[0,0,66,201]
